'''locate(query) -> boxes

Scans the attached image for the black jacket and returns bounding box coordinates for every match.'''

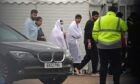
[37,28,46,41]
[84,19,95,44]
[127,15,140,46]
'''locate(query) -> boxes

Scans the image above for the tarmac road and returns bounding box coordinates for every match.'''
[13,73,139,84]
[13,75,112,84]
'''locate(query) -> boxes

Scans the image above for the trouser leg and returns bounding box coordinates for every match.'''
[110,48,121,84]
[77,43,90,70]
[99,49,109,84]
[91,44,99,73]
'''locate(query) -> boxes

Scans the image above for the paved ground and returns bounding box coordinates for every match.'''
[13,73,139,84]
[13,75,112,84]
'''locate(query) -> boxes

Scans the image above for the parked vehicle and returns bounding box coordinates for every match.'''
[0,23,73,84]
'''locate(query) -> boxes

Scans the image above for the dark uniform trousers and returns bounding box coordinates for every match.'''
[77,42,99,73]
[99,48,121,84]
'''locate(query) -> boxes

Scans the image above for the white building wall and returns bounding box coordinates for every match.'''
[0,2,89,63]
[0,1,101,73]
[37,2,89,57]
[0,3,35,33]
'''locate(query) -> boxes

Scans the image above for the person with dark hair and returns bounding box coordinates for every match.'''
[116,12,123,18]
[108,12,125,75]
[108,12,127,74]
[24,9,38,40]
[74,11,99,75]
[127,12,140,76]
[116,12,128,73]
[108,6,118,13]
[31,9,38,14]
[36,16,42,21]
[92,6,128,84]
[75,14,82,19]
[68,14,82,72]
[35,16,46,41]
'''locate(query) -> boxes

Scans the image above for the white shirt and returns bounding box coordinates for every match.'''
[24,18,38,41]
[68,21,82,63]
[68,21,82,41]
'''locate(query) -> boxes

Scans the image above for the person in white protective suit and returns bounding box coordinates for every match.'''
[68,14,82,70]
[49,19,67,49]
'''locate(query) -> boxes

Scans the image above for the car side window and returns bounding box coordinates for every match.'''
[0,24,27,42]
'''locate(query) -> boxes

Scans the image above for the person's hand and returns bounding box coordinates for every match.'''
[87,39,92,49]
[88,42,92,49]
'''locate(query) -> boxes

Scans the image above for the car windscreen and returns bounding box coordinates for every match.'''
[0,24,28,42]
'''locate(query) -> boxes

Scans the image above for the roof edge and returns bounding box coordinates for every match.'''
[0,0,88,5]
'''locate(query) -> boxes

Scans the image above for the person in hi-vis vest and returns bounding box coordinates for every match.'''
[92,6,128,84]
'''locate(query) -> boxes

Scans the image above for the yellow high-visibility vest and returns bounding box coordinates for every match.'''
[92,11,128,49]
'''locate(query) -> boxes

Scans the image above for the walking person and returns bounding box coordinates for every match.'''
[92,6,128,84]
[117,12,127,72]
[127,12,140,76]
[24,9,38,41]
[35,16,46,41]
[49,19,67,49]
[68,14,82,71]
[75,11,99,75]
[108,12,127,75]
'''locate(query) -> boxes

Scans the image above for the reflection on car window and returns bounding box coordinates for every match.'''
[0,24,27,42]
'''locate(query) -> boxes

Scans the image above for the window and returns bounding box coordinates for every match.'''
[0,24,28,42]
[119,6,125,19]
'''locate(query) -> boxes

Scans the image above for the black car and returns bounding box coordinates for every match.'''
[0,23,73,84]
